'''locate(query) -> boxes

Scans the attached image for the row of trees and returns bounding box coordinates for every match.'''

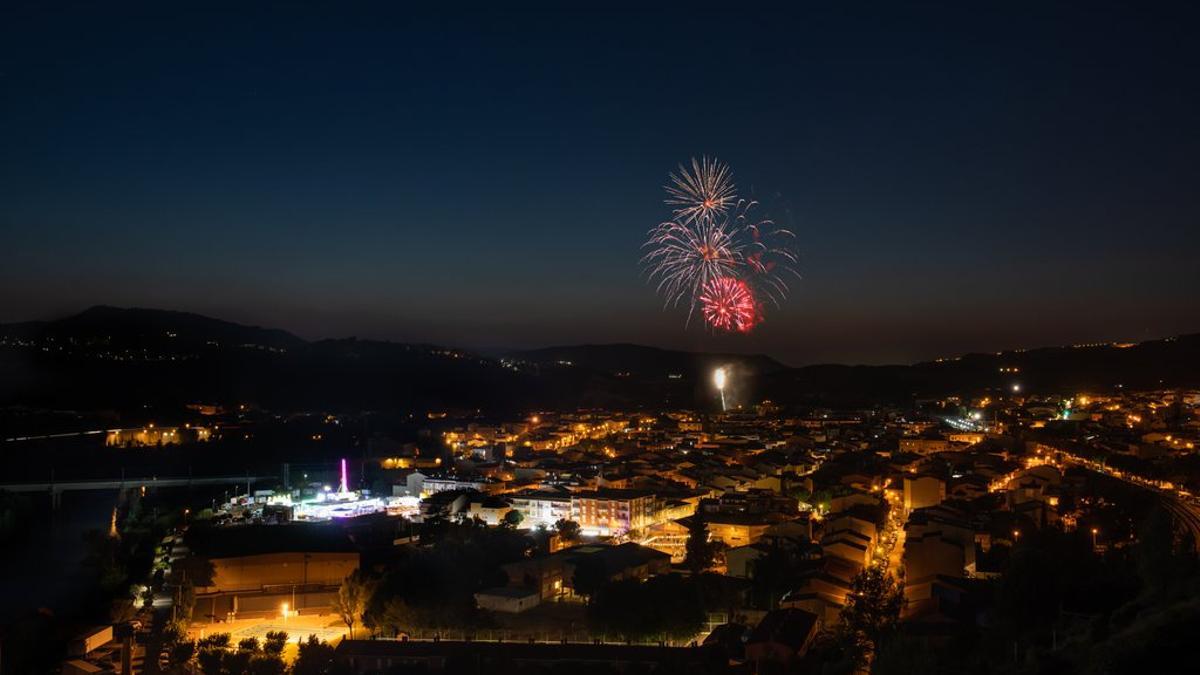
[162,629,353,675]
[162,627,289,675]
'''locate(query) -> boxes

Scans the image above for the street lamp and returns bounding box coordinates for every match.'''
[1091,527,1099,550]
[1012,529,1021,544]
[281,602,289,623]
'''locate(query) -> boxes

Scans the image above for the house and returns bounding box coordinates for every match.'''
[70,626,114,657]
[824,503,884,544]
[901,575,991,630]
[474,586,541,613]
[677,512,782,549]
[906,505,975,553]
[745,608,820,667]
[780,557,858,628]
[509,488,572,528]
[828,490,882,514]
[903,531,972,605]
[703,623,749,663]
[62,661,112,675]
[466,495,513,526]
[820,528,873,568]
[903,475,945,515]
[500,543,671,599]
[419,489,472,521]
[899,438,952,455]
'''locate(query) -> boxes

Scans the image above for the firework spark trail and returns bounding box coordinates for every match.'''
[699,276,759,333]
[731,200,801,308]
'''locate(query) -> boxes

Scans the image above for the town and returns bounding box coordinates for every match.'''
[29,379,1200,675]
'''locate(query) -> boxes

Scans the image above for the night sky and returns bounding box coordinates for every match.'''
[2,3,1198,365]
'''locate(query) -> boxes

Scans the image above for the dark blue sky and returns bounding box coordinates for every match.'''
[2,2,1198,365]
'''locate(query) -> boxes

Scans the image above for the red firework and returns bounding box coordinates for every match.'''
[700,276,760,332]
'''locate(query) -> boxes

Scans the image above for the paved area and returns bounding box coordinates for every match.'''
[191,614,347,645]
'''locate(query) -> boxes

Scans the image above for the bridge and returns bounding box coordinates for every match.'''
[0,475,277,508]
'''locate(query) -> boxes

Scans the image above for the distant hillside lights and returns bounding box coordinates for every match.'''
[105,424,212,447]
[380,456,442,470]
[443,417,630,454]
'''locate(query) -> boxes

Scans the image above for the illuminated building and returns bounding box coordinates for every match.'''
[105,425,211,447]
[903,475,945,515]
[510,488,572,528]
[569,489,658,536]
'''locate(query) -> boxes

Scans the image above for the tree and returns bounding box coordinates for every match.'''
[168,640,196,669]
[748,542,799,609]
[588,574,706,643]
[293,634,337,675]
[160,622,187,647]
[222,649,252,674]
[196,648,224,675]
[177,556,217,588]
[503,509,524,528]
[684,515,715,574]
[177,579,196,626]
[197,633,231,650]
[334,570,376,639]
[262,631,288,657]
[247,654,287,675]
[238,636,260,652]
[377,596,418,636]
[555,519,581,543]
[838,567,904,665]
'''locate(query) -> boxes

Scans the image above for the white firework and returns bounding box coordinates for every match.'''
[664,156,737,226]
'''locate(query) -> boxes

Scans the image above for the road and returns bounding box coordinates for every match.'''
[1157,495,1200,547]
[1043,445,1200,552]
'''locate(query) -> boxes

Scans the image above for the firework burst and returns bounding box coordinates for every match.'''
[664,156,736,225]
[642,157,798,332]
[700,276,759,333]
[641,215,741,319]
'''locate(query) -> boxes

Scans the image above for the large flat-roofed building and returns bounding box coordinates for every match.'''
[184,524,360,621]
[188,525,360,593]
